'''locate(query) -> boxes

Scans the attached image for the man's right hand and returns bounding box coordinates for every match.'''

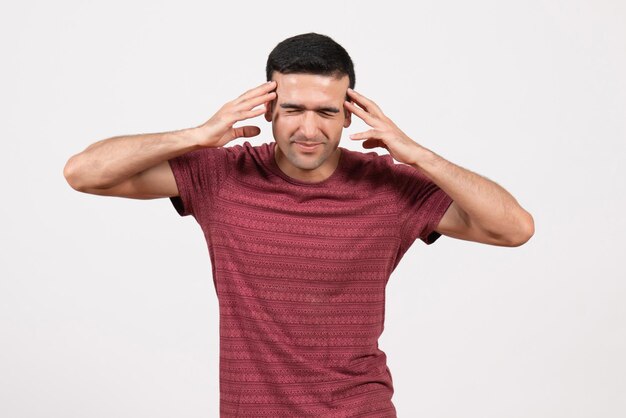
[64,80,277,197]
[194,80,277,148]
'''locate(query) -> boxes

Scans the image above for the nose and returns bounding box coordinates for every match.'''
[299,111,319,140]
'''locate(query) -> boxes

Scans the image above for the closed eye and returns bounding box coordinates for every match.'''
[286,110,334,117]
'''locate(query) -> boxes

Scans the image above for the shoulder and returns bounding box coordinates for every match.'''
[225,140,270,159]
[345,149,433,192]
[216,141,262,166]
[344,148,398,173]
[340,148,399,191]
[218,141,276,177]
[343,147,395,172]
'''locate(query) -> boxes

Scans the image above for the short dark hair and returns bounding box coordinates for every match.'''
[266,32,355,89]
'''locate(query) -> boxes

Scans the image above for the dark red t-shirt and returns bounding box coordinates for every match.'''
[168,141,453,417]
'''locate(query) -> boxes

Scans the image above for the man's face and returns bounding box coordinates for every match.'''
[264,72,352,182]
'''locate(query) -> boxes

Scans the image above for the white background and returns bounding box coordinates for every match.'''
[1,1,624,417]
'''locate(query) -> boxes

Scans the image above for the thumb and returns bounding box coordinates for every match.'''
[231,125,261,139]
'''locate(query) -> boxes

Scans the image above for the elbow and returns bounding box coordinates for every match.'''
[63,157,82,191]
[506,212,535,247]
[63,155,91,192]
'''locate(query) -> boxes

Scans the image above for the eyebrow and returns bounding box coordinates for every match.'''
[279,103,341,114]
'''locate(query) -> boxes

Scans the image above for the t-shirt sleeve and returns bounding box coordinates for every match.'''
[167,146,230,218]
[392,162,454,249]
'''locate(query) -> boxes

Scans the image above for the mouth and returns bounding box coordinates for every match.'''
[294,142,322,151]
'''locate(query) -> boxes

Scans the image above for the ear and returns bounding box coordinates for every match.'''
[264,98,274,122]
[343,106,352,128]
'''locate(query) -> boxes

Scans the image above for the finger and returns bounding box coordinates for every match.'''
[237,105,268,121]
[349,129,380,140]
[235,80,277,104]
[236,91,276,112]
[346,88,384,117]
[222,125,261,143]
[231,125,261,139]
[344,101,377,126]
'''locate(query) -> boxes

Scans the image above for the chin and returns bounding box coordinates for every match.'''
[290,155,324,170]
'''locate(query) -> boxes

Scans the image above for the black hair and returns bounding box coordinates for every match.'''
[266,32,355,89]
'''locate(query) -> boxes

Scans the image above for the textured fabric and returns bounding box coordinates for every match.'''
[168,141,453,417]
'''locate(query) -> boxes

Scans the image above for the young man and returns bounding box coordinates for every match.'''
[64,33,533,417]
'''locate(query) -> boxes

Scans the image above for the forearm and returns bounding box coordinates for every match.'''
[64,127,204,190]
[410,145,533,240]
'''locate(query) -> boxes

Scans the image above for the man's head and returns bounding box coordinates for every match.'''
[265,32,355,91]
[263,33,356,182]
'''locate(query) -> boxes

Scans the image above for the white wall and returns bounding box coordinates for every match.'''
[1,0,624,417]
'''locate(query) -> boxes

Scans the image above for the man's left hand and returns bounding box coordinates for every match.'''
[344,88,423,166]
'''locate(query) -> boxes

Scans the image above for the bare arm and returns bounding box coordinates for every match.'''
[63,128,203,191]
[411,151,534,247]
[63,80,277,197]
[344,87,534,247]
